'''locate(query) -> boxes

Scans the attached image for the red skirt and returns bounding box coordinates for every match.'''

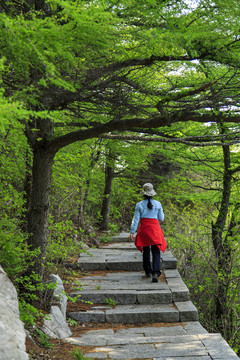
[135,218,167,253]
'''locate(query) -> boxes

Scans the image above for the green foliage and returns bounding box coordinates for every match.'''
[47,216,84,269]
[34,329,54,349]
[71,348,93,360]
[19,300,42,328]
[68,318,78,326]
[0,216,31,276]
[19,306,48,341]
[166,200,240,352]
[104,298,117,307]
[0,117,32,277]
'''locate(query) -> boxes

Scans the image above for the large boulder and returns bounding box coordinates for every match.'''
[0,265,29,360]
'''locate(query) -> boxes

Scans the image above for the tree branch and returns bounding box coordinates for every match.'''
[98,133,240,147]
[48,112,240,154]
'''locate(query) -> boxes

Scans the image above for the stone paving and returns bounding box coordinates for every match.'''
[67,234,239,359]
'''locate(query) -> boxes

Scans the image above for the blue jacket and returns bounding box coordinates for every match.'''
[130,199,164,233]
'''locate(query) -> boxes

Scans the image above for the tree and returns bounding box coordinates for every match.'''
[2,0,240,279]
[147,122,240,347]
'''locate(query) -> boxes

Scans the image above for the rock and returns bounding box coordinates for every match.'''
[42,274,72,340]
[42,306,72,339]
[48,274,68,318]
[0,265,28,360]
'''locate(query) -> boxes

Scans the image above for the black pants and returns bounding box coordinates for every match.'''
[143,245,161,276]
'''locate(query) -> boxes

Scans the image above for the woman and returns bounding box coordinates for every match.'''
[130,183,167,283]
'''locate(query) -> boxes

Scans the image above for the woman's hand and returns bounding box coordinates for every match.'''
[130,233,134,242]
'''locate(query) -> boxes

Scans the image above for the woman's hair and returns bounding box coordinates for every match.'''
[144,195,153,210]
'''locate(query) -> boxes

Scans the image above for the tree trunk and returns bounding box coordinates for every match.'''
[27,145,54,279]
[21,148,32,232]
[99,163,115,230]
[77,182,85,229]
[211,144,232,333]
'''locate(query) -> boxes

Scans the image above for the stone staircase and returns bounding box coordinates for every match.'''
[66,233,239,360]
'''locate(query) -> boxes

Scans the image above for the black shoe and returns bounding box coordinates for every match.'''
[145,272,152,277]
[152,273,159,283]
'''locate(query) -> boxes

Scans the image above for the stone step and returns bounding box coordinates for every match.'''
[66,330,239,359]
[110,232,131,242]
[66,236,239,360]
[69,270,190,304]
[68,301,198,324]
[75,248,177,271]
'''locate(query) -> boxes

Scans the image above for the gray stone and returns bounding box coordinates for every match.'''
[0,266,20,316]
[77,248,177,271]
[166,277,188,287]
[183,321,208,335]
[154,340,207,356]
[69,303,180,324]
[137,290,172,304]
[68,309,106,323]
[0,266,28,360]
[172,288,190,302]
[110,233,131,242]
[73,289,137,305]
[87,344,157,359]
[107,334,199,346]
[199,333,239,358]
[105,304,179,324]
[164,269,181,278]
[154,357,212,360]
[0,298,29,360]
[48,274,68,318]
[116,325,186,337]
[175,301,199,321]
[66,329,115,346]
[66,336,108,346]
[85,352,108,358]
[42,305,72,339]
[66,329,240,359]
[103,243,134,250]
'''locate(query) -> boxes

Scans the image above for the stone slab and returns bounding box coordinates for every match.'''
[68,304,181,324]
[153,355,212,360]
[84,342,208,359]
[199,333,240,358]
[68,310,106,323]
[182,321,208,335]
[172,288,190,302]
[73,281,169,291]
[70,270,189,304]
[116,325,186,337]
[137,290,172,304]
[107,334,201,346]
[175,301,199,321]
[68,332,240,359]
[110,233,131,242]
[73,289,138,305]
[105,304,179,324]
[77,249,177,271]
[164,269,181,278]
[153,357,212,360]
[71,288,173,305]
